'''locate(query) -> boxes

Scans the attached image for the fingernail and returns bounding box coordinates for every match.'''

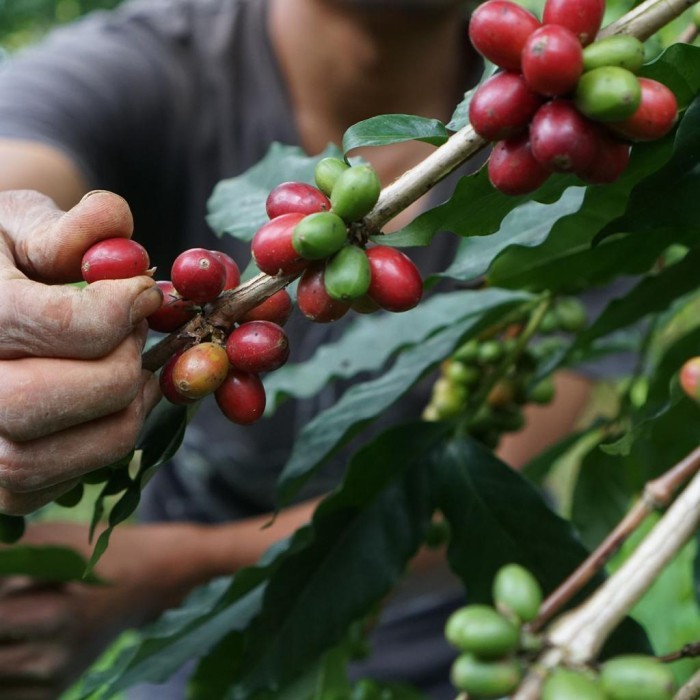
[130,285,163,326]
[79,189,111,203]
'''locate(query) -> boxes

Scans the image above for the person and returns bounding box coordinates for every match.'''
[0,0,593,697]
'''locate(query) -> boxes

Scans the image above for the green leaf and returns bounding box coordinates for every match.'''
[276,289,532,506]
[221,422,447,699]
[265,290,509,409]
[522,427,594,485]
[342,114,449,153]
[447,61,497,132]
[137,399,190,473]
[0,545,101,584]
[206,142,343,243]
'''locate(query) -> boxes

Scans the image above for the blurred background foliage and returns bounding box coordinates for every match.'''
[0,0,124,52]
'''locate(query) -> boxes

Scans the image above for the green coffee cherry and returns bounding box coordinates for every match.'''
[477,340,505,365]
[450,653,522,697]
[555,297,588,332]
[432,378,468,418]
[323,245,371,301]
[444,604,520,658]
[600,655,676,700]
[575,67,642,122]
[583,35,646,73]
[445,360,481,387]
[55,482,85,508]
[330,164,381,223]
[314,157,350,197]
[493,563,543,623]
[539,310,561,334]
[543,668,606,700]
[529,376,556,405]
[454,339,480,363]
[292,212,348,260]
[0,514,26,544]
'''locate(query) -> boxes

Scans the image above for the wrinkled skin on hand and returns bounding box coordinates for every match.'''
[0,190,163,514]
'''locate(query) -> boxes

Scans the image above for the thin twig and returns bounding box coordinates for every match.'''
[660,641,700,663]
[675,667,700,700]
[678,22,699,43]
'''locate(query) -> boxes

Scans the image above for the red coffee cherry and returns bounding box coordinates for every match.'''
[542,0,605,46]
[608,78,678,142]
[296,263,350,323]
[226,321,290,373]
[159,351,197,405]
[521,25,584,97]
[366,246,423,313]
[147,280,197,333]
[171,248,227,304]
[680,357,700,402]
[577,133,631,184]
[266,181,331,219]
[81,238,150,283]
[530,100,599,172]
[488,133,551,195]
[468,0,541,71]
[170,341,230,400]
[211,250,241,290]
[469,72,544,142]
[215,369,267,425]
[239,289,293,326]
[251,212,308,276]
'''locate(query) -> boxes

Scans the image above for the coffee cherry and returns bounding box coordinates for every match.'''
[583,35,646,73]
[454,339,480,363]
[446,361,481,387]
[55,482,85,508]
[608,78,678,142]
[488,134,551,195]
[530,100,599,173]
[239,289,293,326]
[469,72,544,142]
[600,655,676,700]
[297,263,351,323]
[147,281,197,333]
[330,165,381,223]
[529,376,556,404]
[468,0,541,71]
[575,67,641,122]
[493,563,543,623]
[680,356,700,402]
[211,250,241,290]
[81,238,150,283]
[0,514,25,544]
[171,342,230,400]
[450,654,522,697]
[314,157,350,197]
[366,246,423,313]
[542,0,605,46]
[554,297,588,331]
[215,369,266,425]
[522,25,584,97]
[251,212,309,276]
[171,248,226,304]
[444,604,520,658]
[577,133,631,184]
[543,668,606,700]
[324,245,372,301]
[292,211,348,260]
[265,181,331,219]
[159,351,197,405]
[225,321,290,373]
[478,339,505,364]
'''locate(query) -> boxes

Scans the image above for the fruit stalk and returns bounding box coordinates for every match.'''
[597,0,696,41]
[528,443,700,632]
[510,462,700,700]
[675,667,700,700]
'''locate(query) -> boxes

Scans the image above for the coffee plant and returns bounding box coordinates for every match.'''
[2,0,700,697]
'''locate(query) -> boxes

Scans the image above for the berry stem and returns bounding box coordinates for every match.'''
[675,667,700,700]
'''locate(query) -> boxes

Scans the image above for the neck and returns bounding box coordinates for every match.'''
[268,0,473,156]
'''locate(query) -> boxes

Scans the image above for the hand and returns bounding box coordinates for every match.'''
[0,190,163,515]
[0,521,205,699]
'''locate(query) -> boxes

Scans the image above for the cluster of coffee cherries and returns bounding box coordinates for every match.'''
[251,157,423,322]
[446,564,676,699]
[468,0,679,195]
[81,238,292,425]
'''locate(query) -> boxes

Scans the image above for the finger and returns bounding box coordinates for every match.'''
[0,682,60,700]
[0,480,81,517]
[0,372,160,509]
[0,641,68,689]
[0,325,148,442]
[0,189,134,283]
[0,587,69,641]
[0,276,161,360]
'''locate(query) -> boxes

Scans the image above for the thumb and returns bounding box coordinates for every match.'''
[2,189,136,283]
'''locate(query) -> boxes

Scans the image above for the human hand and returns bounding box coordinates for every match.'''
[0,190,163,514]
[0,521,204,699]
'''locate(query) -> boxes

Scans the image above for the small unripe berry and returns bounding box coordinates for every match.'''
[575,67,642,123]
[314,157,350,197]
[171,342,230,400]
[600,655,676,700]
[171,248,226,303]
[323,245,372,301]
[81,238,150,283]
[493,563,543,622]
[450,654,522,697]
[543,669,606,700]
[265,181,331,219]
[330,164,381,223]
[444,605,520,658]
[215,369,267,425]
[226,321,290,373]
[292,211,348,260]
